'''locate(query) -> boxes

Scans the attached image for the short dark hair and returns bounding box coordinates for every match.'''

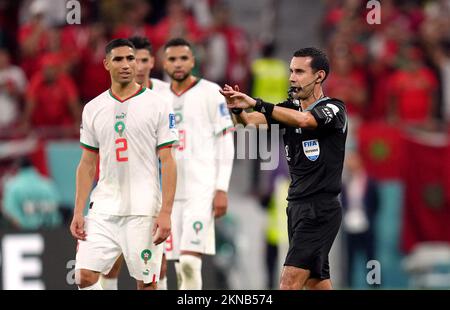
[164,37,192,51]
[293,47,330,82]
[105,38,135,55]
[128,36,153,54]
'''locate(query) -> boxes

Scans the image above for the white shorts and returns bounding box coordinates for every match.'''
[75,211,164,284]
[165,194,215,260]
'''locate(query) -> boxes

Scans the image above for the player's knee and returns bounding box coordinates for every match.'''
[160,257,168,279]
[279,278,299,290]
[179,255,202,290]
[77,269,100,288]
[279,266,308,290]
[305,279,332,290]
[137,281,157,290]
[279,283,292,290]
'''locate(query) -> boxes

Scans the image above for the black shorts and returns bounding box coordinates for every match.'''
[284,196,342,279]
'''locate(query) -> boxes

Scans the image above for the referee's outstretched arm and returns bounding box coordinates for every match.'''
[220,84,268,127]
[220,84,318,129]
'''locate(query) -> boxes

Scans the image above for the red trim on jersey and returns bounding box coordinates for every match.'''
[80,145,99,153]
[170,78,200,97]
[152,274,156,283]
[109,85,144,103]
[158,144,175,150]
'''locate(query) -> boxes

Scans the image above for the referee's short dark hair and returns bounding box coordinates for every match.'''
[164,37,192,51]
[128,36,153,55]
[293,47,330,82]
[105,38,135,55]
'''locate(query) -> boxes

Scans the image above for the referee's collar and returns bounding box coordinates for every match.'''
[304,96,330,111]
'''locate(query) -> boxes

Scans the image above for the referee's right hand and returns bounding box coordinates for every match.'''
[70,213,86,240]
[219,84,256,110]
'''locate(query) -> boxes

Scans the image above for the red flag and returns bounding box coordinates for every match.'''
[358,121,405,180]
[401,133,450,253]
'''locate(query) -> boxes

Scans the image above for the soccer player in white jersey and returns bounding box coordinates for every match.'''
[130,36,169,92]
[70,38,178,290]
[161,38,234,289]
[100,36,170,290]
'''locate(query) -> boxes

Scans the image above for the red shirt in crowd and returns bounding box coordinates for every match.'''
[26,72,78,127]
[18,23,49,77]
[388,67,438,123]
[78,47,110,102]
[325,69,368,117]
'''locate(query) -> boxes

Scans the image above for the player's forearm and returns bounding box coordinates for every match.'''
[74,160,96,215]
[160,154,177,215]
[215,133,234,192]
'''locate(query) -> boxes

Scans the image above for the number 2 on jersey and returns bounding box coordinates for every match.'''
[115,138,128,162]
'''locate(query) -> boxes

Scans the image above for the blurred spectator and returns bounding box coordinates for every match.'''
[386,45,438,126]
[19,0,67,27]
[18,0,50,78]
[0,48,27,131]
[321,0,366,44]
[421,4,450,123]
[21,53,81,136]
[325,50,368,118]
[77,23,110,102]
[46,26,79,74]
[2,156,61,230]
[248,43,288,192]
[341,151,379,288]
[202,3,228,85]
[153,0,205,52]
[112,0,155,42]
[251,42,289,104]
[184,0,213,28]
[209,1,250,92]
[259,156,289,289]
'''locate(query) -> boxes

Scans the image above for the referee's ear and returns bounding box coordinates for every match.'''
[316,71,325,83]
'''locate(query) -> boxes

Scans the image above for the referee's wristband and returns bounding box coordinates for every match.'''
[253,98,275,117]
[231,108,243,115]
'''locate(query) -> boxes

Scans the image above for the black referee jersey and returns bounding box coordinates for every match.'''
[265,97,348,201]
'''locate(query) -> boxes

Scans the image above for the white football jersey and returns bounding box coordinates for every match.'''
[149,78,169,92]
[80,86,178,216]
[160,78,234,199]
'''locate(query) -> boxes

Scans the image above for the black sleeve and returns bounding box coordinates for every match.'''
[264,100,296,130]
[310,99,347,131]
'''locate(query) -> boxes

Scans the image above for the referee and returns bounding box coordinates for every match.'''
[220,47,347,290]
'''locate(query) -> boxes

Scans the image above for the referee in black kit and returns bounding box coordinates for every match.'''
[220,47,347,290]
